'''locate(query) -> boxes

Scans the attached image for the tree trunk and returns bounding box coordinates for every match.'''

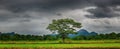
[61,34,66,43]
[62,36,65,43]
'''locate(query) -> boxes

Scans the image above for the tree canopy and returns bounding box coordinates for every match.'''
[47,18,82,43]
[47,18,82,34]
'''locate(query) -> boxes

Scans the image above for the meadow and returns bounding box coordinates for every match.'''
[0,40,120,49]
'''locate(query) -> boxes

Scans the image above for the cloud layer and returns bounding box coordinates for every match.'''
[0,0,120,35]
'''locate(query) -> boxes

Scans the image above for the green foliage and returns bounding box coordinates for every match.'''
[47,18,82,43]
[0,32,120,41]
[43,35,58,40]
[47,18,82,34]
[0,34,43,41]
[72,32,120,40]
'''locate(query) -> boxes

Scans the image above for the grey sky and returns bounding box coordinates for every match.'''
[0,0,120,35]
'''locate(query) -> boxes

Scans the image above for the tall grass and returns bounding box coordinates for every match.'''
[0,40,120,49]
[0,40,120,44]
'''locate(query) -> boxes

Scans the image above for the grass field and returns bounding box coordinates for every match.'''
[0,40,120,49]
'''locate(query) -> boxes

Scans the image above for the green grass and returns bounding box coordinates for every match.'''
[0,43,120,48]
[0,40,120,44]
[0,40,120,48]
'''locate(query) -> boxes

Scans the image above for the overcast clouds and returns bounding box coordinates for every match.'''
[0,0,120,35]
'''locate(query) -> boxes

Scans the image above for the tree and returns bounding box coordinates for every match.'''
[109,32,117,39]
[47,18,82,43]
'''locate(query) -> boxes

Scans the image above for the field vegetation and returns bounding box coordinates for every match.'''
[0,40,120,49]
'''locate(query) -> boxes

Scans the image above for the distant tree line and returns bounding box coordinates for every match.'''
[0,34,43,41]
[72,32,120,40]
[0,32,120,41]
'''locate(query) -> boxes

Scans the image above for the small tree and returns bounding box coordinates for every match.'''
[47,18,82,43]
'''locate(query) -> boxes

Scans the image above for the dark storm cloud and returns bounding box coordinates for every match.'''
[0,0,90,13]
[90,0,120,6]
[0,0,91,22]
[0,10,31,22]
[0,0,120,13]
[86,7,120,18]
[1,0,120,19]
[85,0,120,18]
